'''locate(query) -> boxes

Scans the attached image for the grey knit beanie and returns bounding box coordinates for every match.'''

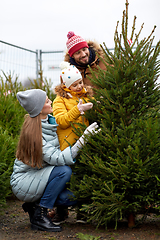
[17,89,46,117]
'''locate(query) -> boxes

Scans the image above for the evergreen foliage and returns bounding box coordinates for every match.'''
[0,74,25,136]
[70,0,160,228]
[0,127,17,205]
[0,74,25,206]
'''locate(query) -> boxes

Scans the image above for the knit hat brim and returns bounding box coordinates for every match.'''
[69,41,89,57]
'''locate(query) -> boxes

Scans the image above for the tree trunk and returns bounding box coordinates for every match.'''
[128,213,135,228]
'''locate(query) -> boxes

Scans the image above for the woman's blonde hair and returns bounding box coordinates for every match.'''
[16,114,43,168]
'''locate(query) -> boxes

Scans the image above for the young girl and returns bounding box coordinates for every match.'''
[10,89,99,232]
[53,61,94,151]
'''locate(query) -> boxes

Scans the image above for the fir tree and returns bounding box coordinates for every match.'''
[70,0,160,228]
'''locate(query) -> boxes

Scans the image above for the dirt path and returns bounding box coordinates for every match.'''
[1,198,160,240]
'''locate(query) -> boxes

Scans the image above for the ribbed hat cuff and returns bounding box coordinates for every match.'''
[69,42,89,57]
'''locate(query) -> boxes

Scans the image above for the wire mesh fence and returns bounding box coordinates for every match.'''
[0,40,38,84]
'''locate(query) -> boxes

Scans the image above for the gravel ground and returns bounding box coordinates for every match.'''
[1,198,160,240]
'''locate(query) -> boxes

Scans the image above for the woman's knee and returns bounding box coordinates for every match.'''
[54,165,72,180]
[48,165,72,183]
[61,165,72,180]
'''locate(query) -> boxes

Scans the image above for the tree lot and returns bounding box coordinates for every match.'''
[0,0,160,230]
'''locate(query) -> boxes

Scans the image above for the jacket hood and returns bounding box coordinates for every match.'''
[64,40,104,63]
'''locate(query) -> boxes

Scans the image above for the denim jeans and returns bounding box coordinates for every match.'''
[39,165,77,209]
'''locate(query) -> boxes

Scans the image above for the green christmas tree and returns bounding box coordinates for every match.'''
[70,0,160,228]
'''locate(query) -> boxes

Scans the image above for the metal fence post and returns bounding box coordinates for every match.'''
[39,49,42,70]
[39,49,43,80]
[36,49,38,79]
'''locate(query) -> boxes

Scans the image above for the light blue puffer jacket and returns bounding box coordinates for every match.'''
[10,115,75,202]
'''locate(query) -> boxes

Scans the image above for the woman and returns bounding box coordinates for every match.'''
[10,89,99,232]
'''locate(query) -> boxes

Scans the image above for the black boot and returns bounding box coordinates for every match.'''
[31,205,62,232]
[22,202,36,222]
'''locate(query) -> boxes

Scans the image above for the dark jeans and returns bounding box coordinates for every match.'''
[39,165,77,209]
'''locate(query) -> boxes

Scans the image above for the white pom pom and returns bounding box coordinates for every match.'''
[59,61,70,70]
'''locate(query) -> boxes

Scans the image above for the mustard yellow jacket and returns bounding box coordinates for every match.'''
[52,88,91,151]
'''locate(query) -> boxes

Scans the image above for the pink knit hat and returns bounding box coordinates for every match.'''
[66,31,89,57]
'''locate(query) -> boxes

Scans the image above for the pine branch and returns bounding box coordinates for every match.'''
[125,0,129,40]
[130,16,136,41]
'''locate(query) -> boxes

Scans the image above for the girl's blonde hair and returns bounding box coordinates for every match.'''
[16,114,43,168]
[54,83,93,99]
